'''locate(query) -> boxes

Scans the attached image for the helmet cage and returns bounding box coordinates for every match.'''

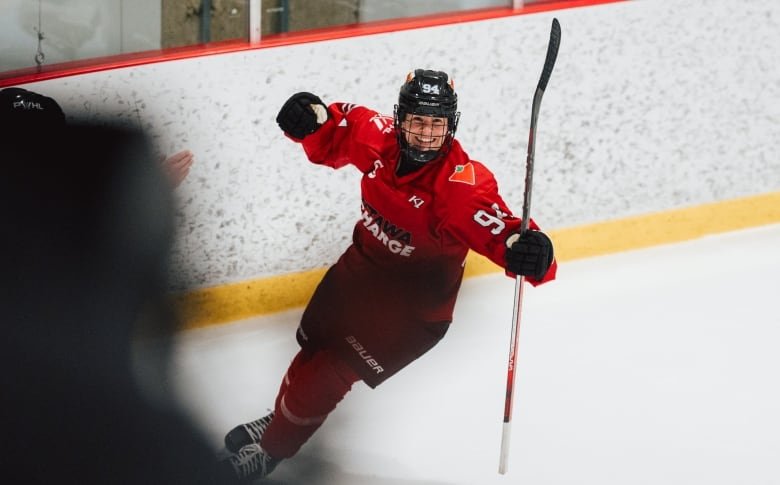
[394,69,460,164]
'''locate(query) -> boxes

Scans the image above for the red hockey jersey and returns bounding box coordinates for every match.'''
[297,103,556,323]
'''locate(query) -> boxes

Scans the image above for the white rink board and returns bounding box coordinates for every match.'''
[16,0,780,291]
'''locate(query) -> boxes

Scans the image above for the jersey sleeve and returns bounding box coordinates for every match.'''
[296,103,390,174]
[442,162,557,286]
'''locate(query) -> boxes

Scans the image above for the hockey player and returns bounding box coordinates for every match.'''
[220,69,557,482]
[1,88,222,485]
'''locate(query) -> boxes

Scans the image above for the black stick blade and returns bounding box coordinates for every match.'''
[536,18,561,93]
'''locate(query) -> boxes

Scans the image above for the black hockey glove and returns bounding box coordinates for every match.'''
[505,229,554,280]
[276,92,328,139]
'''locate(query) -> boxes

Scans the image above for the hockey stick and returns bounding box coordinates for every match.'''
[498,17,561,475]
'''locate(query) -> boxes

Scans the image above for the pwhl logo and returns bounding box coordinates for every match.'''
[13,100,44,110]
[345,336,384,374]
[360,199,415,257]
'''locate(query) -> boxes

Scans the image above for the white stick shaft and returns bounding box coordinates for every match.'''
[497,17,560,476]
[499,275,526,474]
[499,421,513,474]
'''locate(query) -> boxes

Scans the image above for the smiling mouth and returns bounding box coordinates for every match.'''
[413,136,439,146]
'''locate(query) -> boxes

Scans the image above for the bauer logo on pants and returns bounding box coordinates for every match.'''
[345,336,384,374]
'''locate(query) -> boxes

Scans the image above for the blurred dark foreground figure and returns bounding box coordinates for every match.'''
[0,88,225,484]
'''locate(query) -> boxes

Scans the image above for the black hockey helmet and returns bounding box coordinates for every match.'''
[0,87,65,132]
[394,69,460,164]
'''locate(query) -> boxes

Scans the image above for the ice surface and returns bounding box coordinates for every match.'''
[145,224,780,484]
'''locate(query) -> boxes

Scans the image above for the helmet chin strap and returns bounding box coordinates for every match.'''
[396,150,429,176]
[396,142,449,176]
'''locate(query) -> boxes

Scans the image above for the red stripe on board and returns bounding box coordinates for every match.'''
[0,0,624,87]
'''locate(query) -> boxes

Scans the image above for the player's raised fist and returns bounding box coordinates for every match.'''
[276,92,328,139]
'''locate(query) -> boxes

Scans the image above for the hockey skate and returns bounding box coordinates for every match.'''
[219,443,280,482]
[224,412,274,453]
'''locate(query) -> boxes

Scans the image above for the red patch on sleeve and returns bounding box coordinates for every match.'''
[448,162,475,185]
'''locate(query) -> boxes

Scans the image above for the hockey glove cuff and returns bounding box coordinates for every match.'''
[276,92,329,139]
[505,230,554,280]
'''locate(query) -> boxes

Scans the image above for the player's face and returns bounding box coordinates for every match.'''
[402,114,448,151]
